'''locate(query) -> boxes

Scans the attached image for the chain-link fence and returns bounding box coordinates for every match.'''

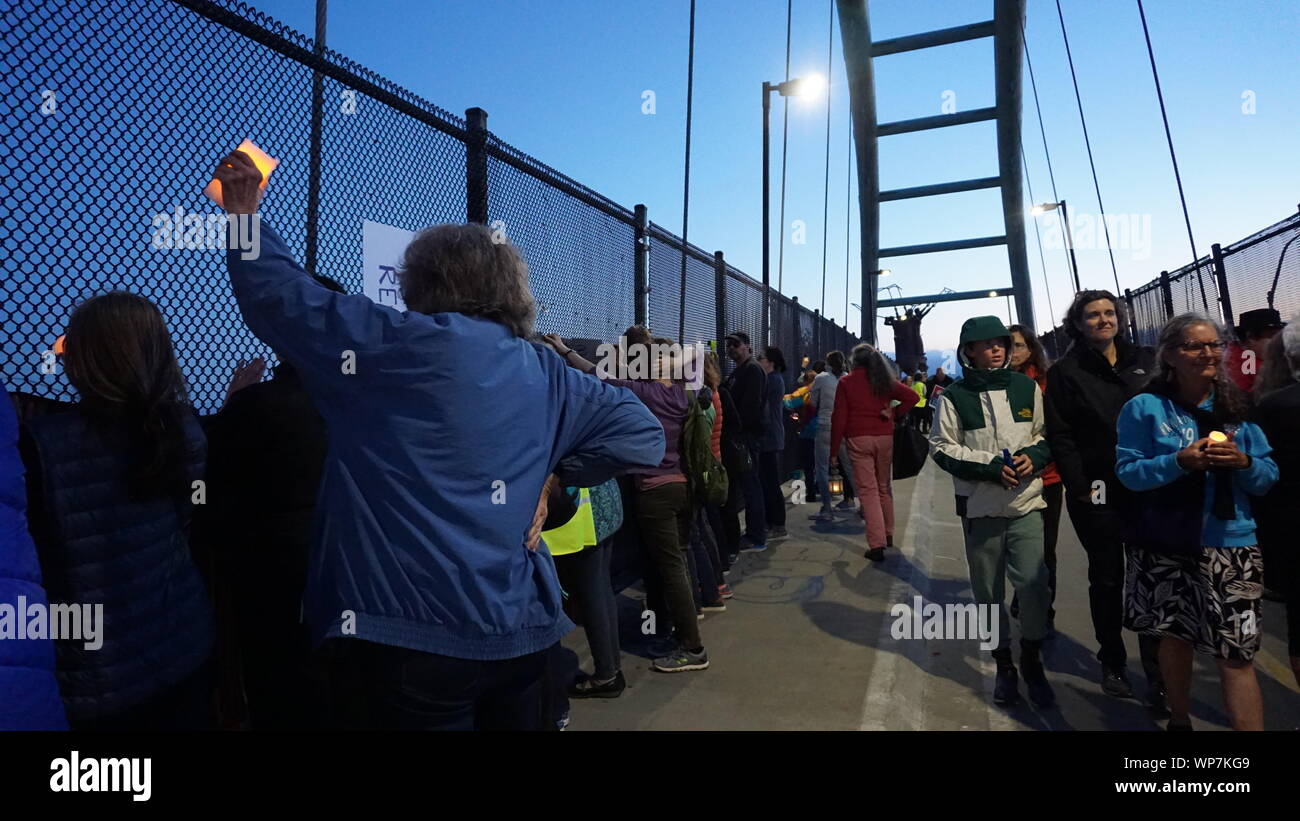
[1040,209,1300,358]
[1,0,858,413]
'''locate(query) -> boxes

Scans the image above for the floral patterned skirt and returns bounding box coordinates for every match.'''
[1124,543,1263,661]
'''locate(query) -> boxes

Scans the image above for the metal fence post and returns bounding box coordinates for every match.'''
[713,251,727,358]
[634,205,649,327]
[1159,270,1174,319]
[465,107,489,224]
[304,0,327,275]
[1211,243,1233,329]
[1123,288,1139,342]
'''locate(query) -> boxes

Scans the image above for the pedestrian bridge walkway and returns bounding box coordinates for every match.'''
[562,462,1300,731]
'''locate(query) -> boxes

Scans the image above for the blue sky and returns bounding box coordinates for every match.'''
[246,0,1300,351]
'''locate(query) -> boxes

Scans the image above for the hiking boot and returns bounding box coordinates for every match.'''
[653,647,709,673]
[993,664,1021,706]
[568,671,626,699]
[1020,640,1056,708]
[1101,666,1134,699]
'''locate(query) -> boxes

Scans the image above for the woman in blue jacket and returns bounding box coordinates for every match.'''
[0,385,67,730]
[1116,313,1278,731]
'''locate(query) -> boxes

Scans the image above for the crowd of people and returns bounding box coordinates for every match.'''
[1,149,1297,731]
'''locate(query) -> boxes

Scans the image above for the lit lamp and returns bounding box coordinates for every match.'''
[1030,200,1081,293]
[828,469,844,496]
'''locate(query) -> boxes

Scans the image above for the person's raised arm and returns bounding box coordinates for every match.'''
[214,150,410,388]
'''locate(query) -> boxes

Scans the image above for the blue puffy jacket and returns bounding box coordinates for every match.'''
[0,386,67,730]
[226,224,664,661]
[21,406,214,722]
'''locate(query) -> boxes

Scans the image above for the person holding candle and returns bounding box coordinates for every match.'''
[1116,313,1279,730]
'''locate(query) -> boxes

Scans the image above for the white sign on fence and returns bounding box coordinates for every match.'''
[362,220,415,310]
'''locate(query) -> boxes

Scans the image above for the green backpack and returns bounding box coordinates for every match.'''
[682,388,729,506]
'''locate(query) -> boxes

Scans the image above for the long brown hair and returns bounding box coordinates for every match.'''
[849,343,894,397]
[1009,323,1051,377]
[62,292,193,498]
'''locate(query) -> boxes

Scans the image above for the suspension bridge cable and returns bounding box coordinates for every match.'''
[677,0,696,341]
[845,113,851,332]
[777,0,792,294]
[1136,0,1210,313]
[1054,0,1123,298]
[1021,16,1074,289]
[819,0,833,317]
[1022,146,1057,328]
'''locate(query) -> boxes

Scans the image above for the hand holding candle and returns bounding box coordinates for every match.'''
[207,140,278,213]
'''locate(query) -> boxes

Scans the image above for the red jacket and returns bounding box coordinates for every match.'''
[1022,364,1061,486]
[830,369,918,457]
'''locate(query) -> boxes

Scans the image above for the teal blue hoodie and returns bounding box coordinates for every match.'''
[1115,391,1278,547]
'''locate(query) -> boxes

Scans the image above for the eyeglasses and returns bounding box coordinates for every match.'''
[1178,341,1226,354]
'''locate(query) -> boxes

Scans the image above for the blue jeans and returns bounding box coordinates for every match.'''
[740,437,767,543]
[554,539,621,681]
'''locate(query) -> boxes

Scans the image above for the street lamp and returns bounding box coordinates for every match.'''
[1031,200,1081,293]
[762,74,825,344]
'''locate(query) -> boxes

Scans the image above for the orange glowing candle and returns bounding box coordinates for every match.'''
[204,140,279,209]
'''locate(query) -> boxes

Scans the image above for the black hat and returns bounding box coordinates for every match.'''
[725,331,750,346]
[1236,308,1285,339]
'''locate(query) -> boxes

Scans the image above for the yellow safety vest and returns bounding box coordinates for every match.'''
[541,488,596,557]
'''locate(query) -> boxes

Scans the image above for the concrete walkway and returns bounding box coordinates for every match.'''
[563,462,1300,731]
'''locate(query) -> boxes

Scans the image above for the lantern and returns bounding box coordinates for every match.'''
[204,139,279,209]
[828,469,844,496]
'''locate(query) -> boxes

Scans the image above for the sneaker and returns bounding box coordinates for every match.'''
[810,512,835,523]
[569,671,626,699]
[864,547,885,562]
[1021,660,1056,709]
[1101,666,1134,699]
[739,541,768,553]
[993,664,1021,706]
[808,509,833,520]
[696,610,704,620]
[768,526,788,540]
[701,601,726,613]
[653,647,709,673]
[717,584,734,599]
[834,499,855,511]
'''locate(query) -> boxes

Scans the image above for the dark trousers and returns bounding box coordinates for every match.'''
[686,505,723,606]
[554,539,621,681]
[739,438,767,543]
[326,638,550,731]
[635,481,702,650]
[799,437,818,502]
[1042,482,1063,606]
[1066,498,1162,683]
[759,449,786,528]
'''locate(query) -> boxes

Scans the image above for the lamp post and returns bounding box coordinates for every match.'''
[762,74,824,344]
[1031,200,1080,294]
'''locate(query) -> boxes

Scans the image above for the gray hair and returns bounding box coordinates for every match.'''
[1283,317,1300,380]
[399,223,536,337]
[1150,312,1248,420]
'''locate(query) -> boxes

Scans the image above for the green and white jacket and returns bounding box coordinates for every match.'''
[928,366,1052,519]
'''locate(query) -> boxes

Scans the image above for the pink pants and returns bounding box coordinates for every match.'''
[846,434,894,549]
